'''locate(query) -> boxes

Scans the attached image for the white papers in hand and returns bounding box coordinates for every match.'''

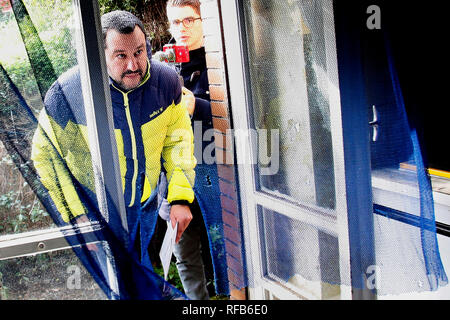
[159,221,178,280]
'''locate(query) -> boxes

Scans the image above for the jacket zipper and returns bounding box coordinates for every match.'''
[123,93,138,207]
[111,62,150,207]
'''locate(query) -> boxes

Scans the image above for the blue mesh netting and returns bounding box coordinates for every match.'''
[368,31,448,295]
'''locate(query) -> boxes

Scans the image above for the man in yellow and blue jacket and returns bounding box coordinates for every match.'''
[31,10,196,269]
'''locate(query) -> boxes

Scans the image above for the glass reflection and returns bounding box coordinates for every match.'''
[243,0,336,209]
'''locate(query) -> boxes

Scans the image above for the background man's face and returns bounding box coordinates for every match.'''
[167,5,204,51]
[104,27,148,91]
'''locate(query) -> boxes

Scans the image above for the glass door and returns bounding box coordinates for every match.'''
[220,0,371,300]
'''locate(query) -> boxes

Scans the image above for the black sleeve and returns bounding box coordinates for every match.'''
[192,97,213,130]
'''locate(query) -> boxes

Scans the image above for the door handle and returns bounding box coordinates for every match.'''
[369,105,379,142]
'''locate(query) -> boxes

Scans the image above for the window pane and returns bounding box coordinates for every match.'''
[0,0,77,235]
[242,0,336,209]
[1,0,109,234]
[259,206,341,299]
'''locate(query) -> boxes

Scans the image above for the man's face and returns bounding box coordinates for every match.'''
[167,5,203,51]
[104,27,148,91]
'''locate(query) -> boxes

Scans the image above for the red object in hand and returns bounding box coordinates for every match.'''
[163,44,190,63]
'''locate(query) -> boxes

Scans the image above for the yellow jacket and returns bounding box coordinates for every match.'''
[31,60,196,222]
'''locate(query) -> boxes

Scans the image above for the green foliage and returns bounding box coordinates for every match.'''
[99,0,142,13]
[0,269,8,300]
[153,261,184,292]
[0,146,53,235]
[98,0,171,51]
[2,27,76,110]
[0,0,77,110]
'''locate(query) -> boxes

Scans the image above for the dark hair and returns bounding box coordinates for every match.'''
[101,10,146,47]
[166,0,201,15]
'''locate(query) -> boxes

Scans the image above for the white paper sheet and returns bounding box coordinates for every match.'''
[159,221,178,280]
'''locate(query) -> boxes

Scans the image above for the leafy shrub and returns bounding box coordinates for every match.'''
[0,144,54,235]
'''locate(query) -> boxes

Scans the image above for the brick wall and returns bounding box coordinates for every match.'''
[199,0,247,301]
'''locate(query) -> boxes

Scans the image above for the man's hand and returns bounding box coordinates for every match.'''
[170,204,193,243]
[182,86,196,116]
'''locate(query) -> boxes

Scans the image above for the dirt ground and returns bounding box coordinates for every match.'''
[0,249,107,300]
[0,248,227,300]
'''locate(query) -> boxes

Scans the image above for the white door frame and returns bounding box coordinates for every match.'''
[219,0,361,300]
